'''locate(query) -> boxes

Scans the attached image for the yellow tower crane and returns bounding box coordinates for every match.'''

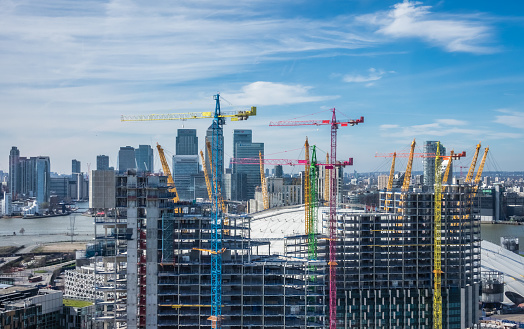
[442,150,455,185]
[465,142,481,183]
[473,147,489,190]
[200,150,213,204]
[205,139,227,215]
[433,142,443,329]
[401,139,416,192]
[259,151,269,210]
[385,152,396,213]
[156,143,179,203]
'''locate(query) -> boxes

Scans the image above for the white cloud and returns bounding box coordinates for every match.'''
[380,124,399,129]
[436,119,467,126]
[360,1,494,53]
[343,68,387,85]
[495,110,524,129]
[227,81,337,107]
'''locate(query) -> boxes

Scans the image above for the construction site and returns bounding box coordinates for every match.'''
[82,95,486,329]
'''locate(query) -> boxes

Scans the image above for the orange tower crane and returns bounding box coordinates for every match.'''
[465,142,481,183]
[156,143,179,203]
[259,151,270,210]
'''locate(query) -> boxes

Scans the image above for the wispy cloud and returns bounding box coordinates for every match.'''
[343,68,393,86]
[359,1,495,54]
[380,118,522,140]
[495,109,524,129]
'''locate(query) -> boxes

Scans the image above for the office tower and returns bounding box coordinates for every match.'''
[96,155,110,170]
[8,146,20,199]
[118,146,136,173]
[423,141,446,187]
[205,122,224,192]
[232,129,264,200]
[35,156,50,204]
[274,164,283,178]
[176,129,198,155]
[72,159,81,175]
[172,154,199,201]
[135,144,154,173]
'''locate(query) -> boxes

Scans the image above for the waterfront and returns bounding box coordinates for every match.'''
[0,202,94,247]
[1,207,523,251]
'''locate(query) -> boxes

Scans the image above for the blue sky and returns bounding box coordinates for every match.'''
[1,0,523,174]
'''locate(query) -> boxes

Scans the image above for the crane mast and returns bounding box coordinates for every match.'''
[305,138,311,235]
[402,139,416,192]
[324,153,330,206]
[465,142,481,183]
[474,147,489,187]
[270,108,363,329]
[309,145,319,261]
[259,151,269,210]
[200,150,214,204]
[156,143,179,203]
[433,142,443,329]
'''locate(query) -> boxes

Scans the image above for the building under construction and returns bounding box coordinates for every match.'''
[87,143,481,329]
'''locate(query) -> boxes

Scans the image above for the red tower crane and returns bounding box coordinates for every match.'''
[270,109,363,329]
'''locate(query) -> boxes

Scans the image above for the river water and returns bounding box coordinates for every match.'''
[0,202,95,247]
[0,203,521,250]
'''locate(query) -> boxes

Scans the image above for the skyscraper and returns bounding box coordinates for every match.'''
[176,129,198,155]
[72,159,81,175]
[205,122,224,192]
[232,129,264,200]
[423,141,446,187]
[96,155,110,171]
[118,146,136,173]
[9,146,20,199]
[135,145,154,173]
[172,155,199,201]
[35,156,51,204]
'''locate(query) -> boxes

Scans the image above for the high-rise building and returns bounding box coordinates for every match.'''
[205,122,224,192]
[176,129,198,155]
[9,146,20,198]
[172,155,199,201]
[35,156,50,204]
[96,155,110,170]
[8,148,50,203]
[72,159,81,175]
[135,144,154,173]
[118,146,136,173]
[423,141,446,187]
[232,129,263,200]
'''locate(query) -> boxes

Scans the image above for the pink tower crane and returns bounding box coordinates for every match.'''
[270,109,363,329]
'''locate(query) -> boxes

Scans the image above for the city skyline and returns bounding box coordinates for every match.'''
[1,1,523,174]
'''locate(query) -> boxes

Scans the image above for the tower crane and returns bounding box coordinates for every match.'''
[465,142,481,183]
[122,95,256,329]
[156,143,179,203]
[385,152,396,212]
[324,153,330,207]
[259,151,270,210]
[473,147,489,190]
[402,139,416,192]
[305,138,311,237]
[200,150,214,204]
[270,109,364,329]
[434,142,443,329]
